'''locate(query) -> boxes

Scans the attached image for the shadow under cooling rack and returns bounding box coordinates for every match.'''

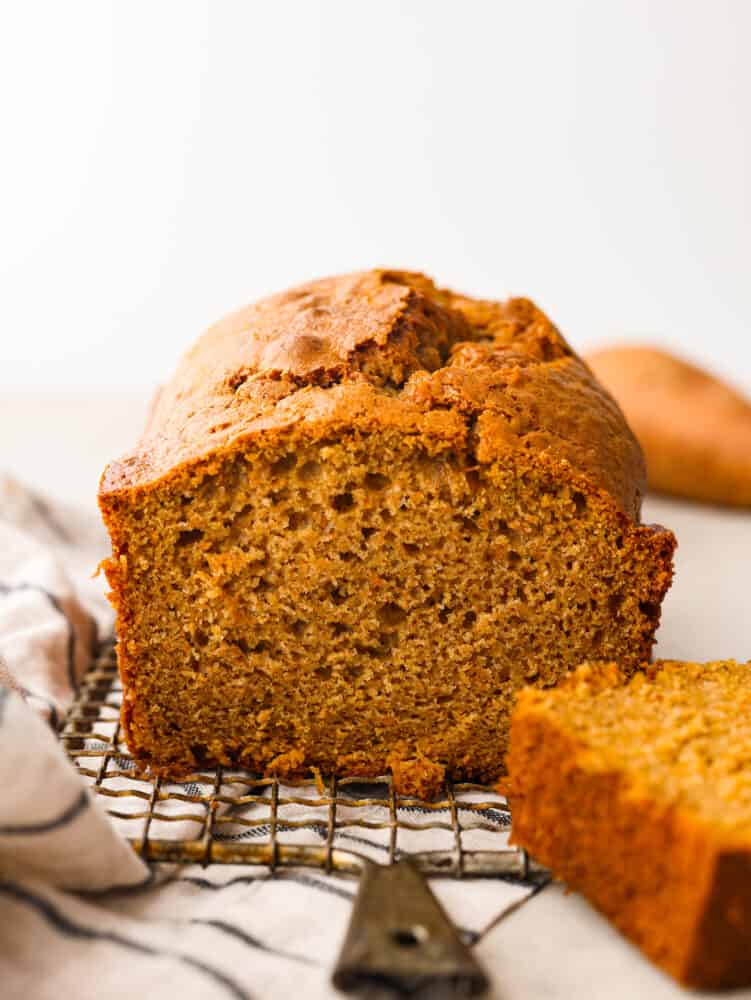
[61,641,541,881]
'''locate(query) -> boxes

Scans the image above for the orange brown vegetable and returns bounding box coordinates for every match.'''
[587,345,751,506]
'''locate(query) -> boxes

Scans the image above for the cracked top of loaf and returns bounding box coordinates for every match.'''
[100,269,645,518]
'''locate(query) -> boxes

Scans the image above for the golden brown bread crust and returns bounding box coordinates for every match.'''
[99,271,675,795]
[507,661,751,989]
[586,345,751,507]
[102,270,646,518]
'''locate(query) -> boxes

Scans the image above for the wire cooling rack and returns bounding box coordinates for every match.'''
[61,640,544,881]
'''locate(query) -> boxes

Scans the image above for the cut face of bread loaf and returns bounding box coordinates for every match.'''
[506,660,751,989]
[99,270,675,794]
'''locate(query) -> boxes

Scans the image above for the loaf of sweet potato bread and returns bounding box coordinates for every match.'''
[507,660,751,989]
[99,270,675,794]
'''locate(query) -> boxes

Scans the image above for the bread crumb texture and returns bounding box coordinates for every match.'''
[507,659,751,988]
[99,270,675,796]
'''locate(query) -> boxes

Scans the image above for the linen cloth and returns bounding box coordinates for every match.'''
[0,474,542,1000]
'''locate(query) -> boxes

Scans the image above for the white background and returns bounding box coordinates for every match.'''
[1,0,750,391]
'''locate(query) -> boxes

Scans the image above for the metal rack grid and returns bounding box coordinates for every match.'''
[61,641,542,881]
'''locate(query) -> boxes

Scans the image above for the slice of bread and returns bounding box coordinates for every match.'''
[507,659,751,988]
[587,345,751,506]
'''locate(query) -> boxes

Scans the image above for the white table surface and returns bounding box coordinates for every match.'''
[2,388,750,999]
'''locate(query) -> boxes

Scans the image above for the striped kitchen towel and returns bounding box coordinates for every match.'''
[0,475,544,1000]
